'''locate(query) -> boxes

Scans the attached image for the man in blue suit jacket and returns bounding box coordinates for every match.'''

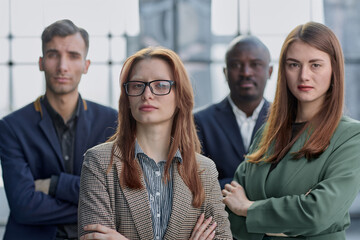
[0,20,117,240]
[194,36,272,189]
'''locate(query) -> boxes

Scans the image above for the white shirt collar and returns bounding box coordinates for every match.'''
[227,95,264,121]
[227,95,265,150]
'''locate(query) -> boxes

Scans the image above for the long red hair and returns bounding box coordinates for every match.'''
[248,22,344,163]
[108,47,204,207]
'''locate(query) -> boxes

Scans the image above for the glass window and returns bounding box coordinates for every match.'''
[0,0,9,37]
[210,63,229,104]
[264,63,278,102]
[0,39,9,63]
[12,65,43,109]
[249,0,311,35]
[124,0,140,36]
[211,0,238,36]
[0,66,9,118]
[210,43,227,62]
[111,37,127,62]
[42,0,110,35]
[11,0,44,36]
[12,38,41,63]
[111,64,123,108]
[87,37,109,62]
[79,65,109,106]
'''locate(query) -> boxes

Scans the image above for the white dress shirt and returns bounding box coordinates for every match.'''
[228,96,264,151]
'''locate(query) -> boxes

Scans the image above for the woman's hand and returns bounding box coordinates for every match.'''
[80,224,129,240]
[222,181,254,217]
[189,213,217,240]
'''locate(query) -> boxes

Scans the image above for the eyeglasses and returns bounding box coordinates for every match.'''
[123,80,175,96]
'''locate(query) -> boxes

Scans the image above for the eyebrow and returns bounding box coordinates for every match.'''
[286,58,325,63]
[44,49,58,54]
[45,49,82,56]
[228,58,264,62]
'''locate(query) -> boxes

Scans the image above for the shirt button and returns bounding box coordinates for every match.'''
[156,192,160,196]
[157,213,160,217]
[155,171,161,176]
[64,155,69,161]
[156,236,160,239]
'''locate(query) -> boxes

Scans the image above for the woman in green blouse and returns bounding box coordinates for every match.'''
[223,22,360,240]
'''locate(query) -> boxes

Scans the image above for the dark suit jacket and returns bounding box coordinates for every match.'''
[0,95,118,240]
[194,97,270,189]
[78,142,232,239]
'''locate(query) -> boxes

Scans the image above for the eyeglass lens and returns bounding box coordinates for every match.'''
[125,80,173,96]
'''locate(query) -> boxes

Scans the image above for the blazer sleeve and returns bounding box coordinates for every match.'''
[0,119,78,225]
[54,172,80,204]
[78,148,116,237]
[245,125,360,236]
[228,162,263,240]
[202,159,233,239]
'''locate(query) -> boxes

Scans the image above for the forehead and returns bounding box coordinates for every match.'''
[227,43,268,62]
[130,58,173,79]
[44,33,86,55]
[286,41,330,60]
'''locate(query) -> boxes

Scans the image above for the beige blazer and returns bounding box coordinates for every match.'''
[78,142,232,239]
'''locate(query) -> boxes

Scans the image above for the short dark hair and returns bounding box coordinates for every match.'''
[41,19,89,56]
[225,35,271,64]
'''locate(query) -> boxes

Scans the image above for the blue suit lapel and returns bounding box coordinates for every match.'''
[251,100,270,142]
[37,106,64,171]
[73,99,90,175]
[214,98,246,158]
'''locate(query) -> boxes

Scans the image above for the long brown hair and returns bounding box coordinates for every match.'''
[248,22,344,163]
[108,47,204,207]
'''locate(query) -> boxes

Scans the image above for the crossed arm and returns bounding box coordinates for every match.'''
[80,213,217,240]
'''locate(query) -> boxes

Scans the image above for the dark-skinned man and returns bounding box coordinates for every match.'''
[194,35,273,189]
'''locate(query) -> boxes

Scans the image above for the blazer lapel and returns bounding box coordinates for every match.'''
[38,106,64,170]
[214,98,246,157]
[251,100,270,142]
[246,161,270,200]
[267,132,309,196]
[118,160,154,240]
[249,129,309,200]
[163,164,192,239]
[73,99,91,175]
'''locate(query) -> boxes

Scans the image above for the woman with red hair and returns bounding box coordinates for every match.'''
[78,47,232,240]
[223,22,360,240]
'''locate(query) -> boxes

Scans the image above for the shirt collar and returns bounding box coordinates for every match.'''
[228,95,264,121]
[43,95,81,124]
[135,139,183,164]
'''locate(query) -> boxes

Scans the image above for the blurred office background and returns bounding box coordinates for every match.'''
[1,0,360,238]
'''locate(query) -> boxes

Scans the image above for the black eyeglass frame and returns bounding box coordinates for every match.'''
[123,80,176,96]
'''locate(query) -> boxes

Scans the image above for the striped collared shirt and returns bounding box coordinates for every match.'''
[135,141,182,240]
